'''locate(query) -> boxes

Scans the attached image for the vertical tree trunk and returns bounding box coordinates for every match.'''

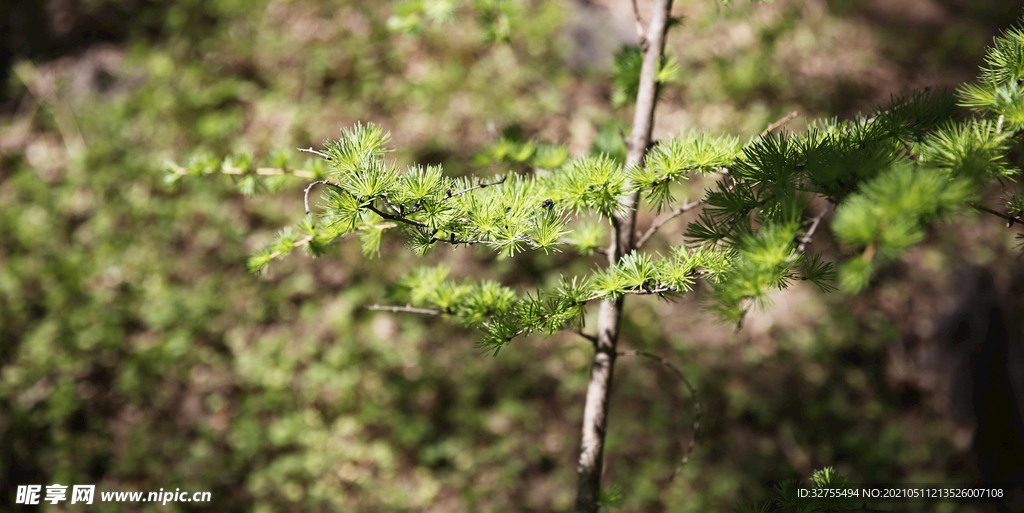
[573,1,674,511]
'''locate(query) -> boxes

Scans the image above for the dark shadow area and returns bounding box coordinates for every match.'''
[1,1,133,105]
[0,0,231,108]
[944,269,1024,513]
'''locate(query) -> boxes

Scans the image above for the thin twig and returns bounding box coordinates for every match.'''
[795,203,831,255]
[759,110,799,139]
[174,164,319,179]
[631,0,647,46]
[262,222,396,263]
[429,234,533,247]
[617,126,631,152]
[266,235,314,261]
[636,199,703,248]
[616,350,700,481]
[403,176,507,216]
[365,304,443,316]
[304,180,345,218]
[504,311,565,342]
[297,147,331,159]
[571,328,598,346]
[583,284,684,303]
[793,182,829,194]
[972,202,1022,227]
[362,202,428,227]
[862,242,877,263]
[455,176,507,197]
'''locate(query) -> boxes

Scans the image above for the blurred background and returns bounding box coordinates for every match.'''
[2,0,1024,511]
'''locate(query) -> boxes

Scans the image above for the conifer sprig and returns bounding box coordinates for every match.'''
[387,241,737,353]
[165,150,330,195]
[684,72,1021,305]
[172,15,1024,332]
[628,132,743,212]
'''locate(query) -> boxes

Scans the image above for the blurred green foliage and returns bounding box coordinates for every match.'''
[1,0,1020,511]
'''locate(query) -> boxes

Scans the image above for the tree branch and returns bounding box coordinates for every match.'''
[794,182,829,195]
[583,284,686,304]
[261,222,396,265]
[428,234,533,248]
[576,0,674,511]
[364,304,443,316]
[403,175,507,216]
[305,174,507,232]
[362,202,429,228]
[172,164,322,180]
[266,236,314,261]
[304,180,345,218]
[636,199,703,249]
[631,0,646,47]
[616,349,700,481]
[297,146,331,160]
[973,202,1022,227]
[795,202,831,255]
[571,328,598,346]
[759,110,799,139]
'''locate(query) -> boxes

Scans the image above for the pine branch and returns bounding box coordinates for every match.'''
[172,164,322,179]
[297,146,331,160]
[577,0,674,510]
[584,284,685,303]
[631,0,646,47]
[428,234,533,248]
[403,175,507,216]
[365,304,443,315]
[362,201,429,228]
[266,236,315,261]
[477,282,690,348]
[304,180,345,218]
[795,202,831,255]
[636,199,703,248]
[254,222,397,271]
[794,182,829,195]
[571,328,598,345]
[972,202,1022,227]
[759,110,799,138]
[302,173,512,239]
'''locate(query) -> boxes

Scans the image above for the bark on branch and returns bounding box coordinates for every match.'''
[573,0,674,511]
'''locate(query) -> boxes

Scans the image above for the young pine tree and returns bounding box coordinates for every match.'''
[170,2,1024,511]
